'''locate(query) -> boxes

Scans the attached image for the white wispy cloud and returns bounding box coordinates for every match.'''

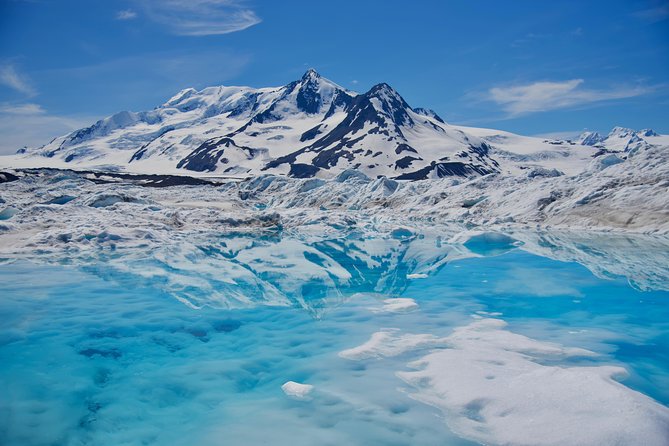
[0,102,45,115]
[634,4,669,22]
[116,9,138,20]
[487,79,655,117]
[0,106,96,155]
[0,63,37,97]
[137,0,261,36]
[0,48,251,154]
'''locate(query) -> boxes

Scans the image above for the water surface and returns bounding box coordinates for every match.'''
[1,230,668,445]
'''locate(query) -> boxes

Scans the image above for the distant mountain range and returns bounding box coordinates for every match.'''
[11,69,665,180]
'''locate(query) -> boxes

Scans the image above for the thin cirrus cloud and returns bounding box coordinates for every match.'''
[136,0,261,36]
[487,79,655,117]
[0,48,251,154]
[0,103,95,154]
[0,63,37,97]
[633,4,669,22]
[0,102,45,115]
[116,9,138,20]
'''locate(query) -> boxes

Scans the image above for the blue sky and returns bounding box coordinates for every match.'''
[0,0,668,153]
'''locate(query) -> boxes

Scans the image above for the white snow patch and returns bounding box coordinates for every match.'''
[396,318,669,446]
[338,329,447,360]
[281,381,314,400]
[371,298,419,313]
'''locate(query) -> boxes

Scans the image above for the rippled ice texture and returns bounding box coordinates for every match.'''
[1,230,668,446]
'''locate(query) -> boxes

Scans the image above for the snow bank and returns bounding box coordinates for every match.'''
[396,318,669,446]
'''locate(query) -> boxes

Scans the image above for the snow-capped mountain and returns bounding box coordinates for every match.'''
[8,70,503,179]
[577,127,659,152]
[9,69,665,180]
[577,131,606,146]
[260,81,498,179]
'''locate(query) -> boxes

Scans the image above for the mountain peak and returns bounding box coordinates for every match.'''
[301,68,321,82]
[609,126,635,137]
[578,131,605,146]
[364,82,412,123]
[366,83,409,106]
[24,71,508,181]
[368,82,397,95]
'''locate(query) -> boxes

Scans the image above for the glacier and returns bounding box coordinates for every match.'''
[0,137,668,282]
[1,69,668,446]
[1,164,669,310]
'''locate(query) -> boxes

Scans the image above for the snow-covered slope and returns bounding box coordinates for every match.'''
[8,69,648,180]
[454,125,594,176]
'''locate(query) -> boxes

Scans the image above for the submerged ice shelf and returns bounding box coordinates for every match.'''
[1,229,668,446]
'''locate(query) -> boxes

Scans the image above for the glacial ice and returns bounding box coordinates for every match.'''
[336,316,669,446]
[394,318,669,446]
[0,206,17,220]
[339,329,448,360]
[281,381,314,400]
[0,166,668,311]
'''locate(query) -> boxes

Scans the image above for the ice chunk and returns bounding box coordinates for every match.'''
[406,273,428,279]
[461,196,486,208]
[297,178,325,193]
[281,381,314,400]
[527,167,563,178]
[335,169,371,183]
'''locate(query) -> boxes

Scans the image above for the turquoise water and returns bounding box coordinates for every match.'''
[0,231,668,445]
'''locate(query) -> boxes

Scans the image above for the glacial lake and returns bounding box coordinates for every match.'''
[1,229,668,445]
